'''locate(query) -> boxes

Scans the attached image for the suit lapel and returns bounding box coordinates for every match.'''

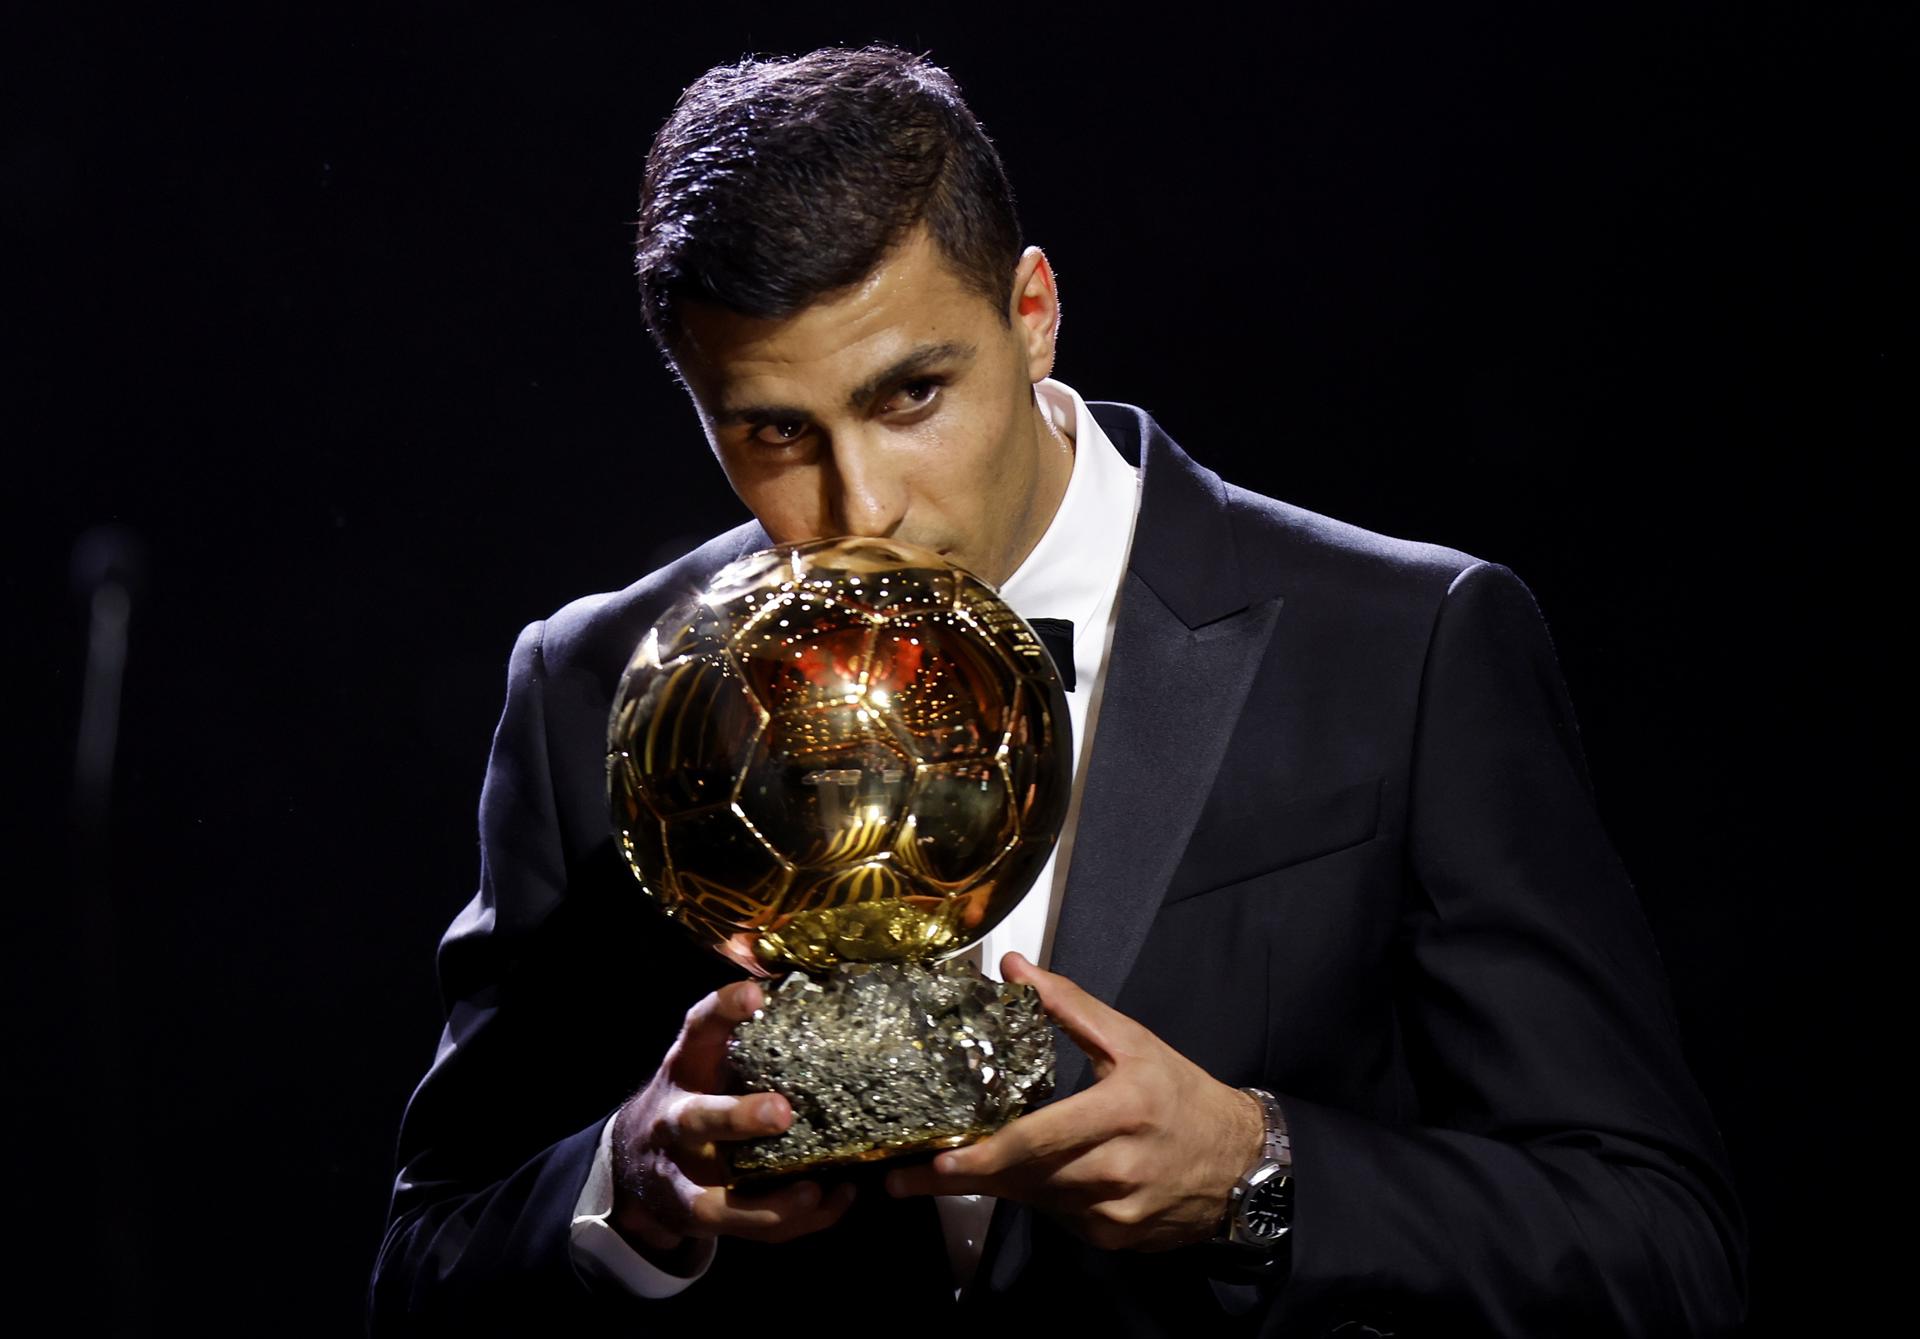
[972,406,1284,1292]
[1045,403,1285,1094]
[1046,592,1283,1097]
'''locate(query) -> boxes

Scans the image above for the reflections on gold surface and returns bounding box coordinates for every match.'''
[608,537,1071,974]
[755,895,962,972]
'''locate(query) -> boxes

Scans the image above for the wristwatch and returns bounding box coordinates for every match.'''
[1217,1087,1294,1251]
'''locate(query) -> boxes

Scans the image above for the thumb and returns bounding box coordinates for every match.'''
[1001,952,1128,1080]
[670,978,764,1090]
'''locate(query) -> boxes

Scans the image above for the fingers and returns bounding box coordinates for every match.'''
[1002,952,1132,1078]
[686,1179,858,1244]
[884,1094,1102,1198]
[682,979,765,1046]
[884,1157,998,1199]
[665,1091,792,1146]
[669,979,766,1088]
[947,1095,1095,1175]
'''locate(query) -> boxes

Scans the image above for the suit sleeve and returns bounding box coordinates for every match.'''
[368,620,649,1330]
[1272,562,1747,1336]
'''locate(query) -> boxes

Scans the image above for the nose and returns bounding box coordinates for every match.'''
[824,434,908,538]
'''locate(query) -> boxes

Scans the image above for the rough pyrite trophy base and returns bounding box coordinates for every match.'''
[727,958,1055,1180]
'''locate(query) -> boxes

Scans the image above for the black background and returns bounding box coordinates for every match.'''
[5,2,1899,1333]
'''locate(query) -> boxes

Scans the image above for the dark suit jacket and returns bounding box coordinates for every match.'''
[371,403,1746,1336]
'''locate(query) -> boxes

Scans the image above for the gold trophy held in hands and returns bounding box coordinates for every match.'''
[608,536,1071,1178]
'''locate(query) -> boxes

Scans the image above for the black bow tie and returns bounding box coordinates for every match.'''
[1027,617,1075,691]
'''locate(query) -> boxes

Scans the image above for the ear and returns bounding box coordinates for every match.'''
[1008,246,1061,384]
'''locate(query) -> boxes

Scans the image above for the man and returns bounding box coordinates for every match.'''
[371,47,1746,1335]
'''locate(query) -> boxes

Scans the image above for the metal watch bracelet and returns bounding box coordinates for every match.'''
[1216,1086,1294,1249]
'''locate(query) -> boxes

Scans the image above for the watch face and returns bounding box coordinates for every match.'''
[1240,1168,1294,1245]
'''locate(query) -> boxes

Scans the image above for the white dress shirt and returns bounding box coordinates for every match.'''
[570,377,1143,1299]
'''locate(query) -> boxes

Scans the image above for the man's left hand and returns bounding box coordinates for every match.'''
[885,952,1264,1251]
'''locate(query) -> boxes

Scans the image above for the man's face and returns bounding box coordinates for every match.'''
[672,226,1069,589]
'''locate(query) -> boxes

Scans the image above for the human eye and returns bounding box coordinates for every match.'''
[748,417,811,449]
[881,378,944,416]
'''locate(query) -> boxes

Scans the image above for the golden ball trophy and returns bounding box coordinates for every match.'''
[608,536,1071,1178]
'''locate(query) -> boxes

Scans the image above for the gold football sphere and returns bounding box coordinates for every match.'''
[608,536,1073,975]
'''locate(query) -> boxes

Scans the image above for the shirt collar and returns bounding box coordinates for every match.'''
[996,378,1141,629]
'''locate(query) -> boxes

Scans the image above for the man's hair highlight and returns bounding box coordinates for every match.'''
[634,46,1023,356]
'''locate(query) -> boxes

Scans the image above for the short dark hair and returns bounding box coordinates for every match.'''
[634,47,1023,356]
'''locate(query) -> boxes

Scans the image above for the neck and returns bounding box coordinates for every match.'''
[1007,389,1075,577]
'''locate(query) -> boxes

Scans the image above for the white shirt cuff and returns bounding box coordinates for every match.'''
[568,1114,716,1299]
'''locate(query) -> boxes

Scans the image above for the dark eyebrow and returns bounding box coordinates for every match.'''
[711,341,977,428]
[843,341,975,411]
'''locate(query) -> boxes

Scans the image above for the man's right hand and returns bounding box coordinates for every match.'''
[610,979,856,1264]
